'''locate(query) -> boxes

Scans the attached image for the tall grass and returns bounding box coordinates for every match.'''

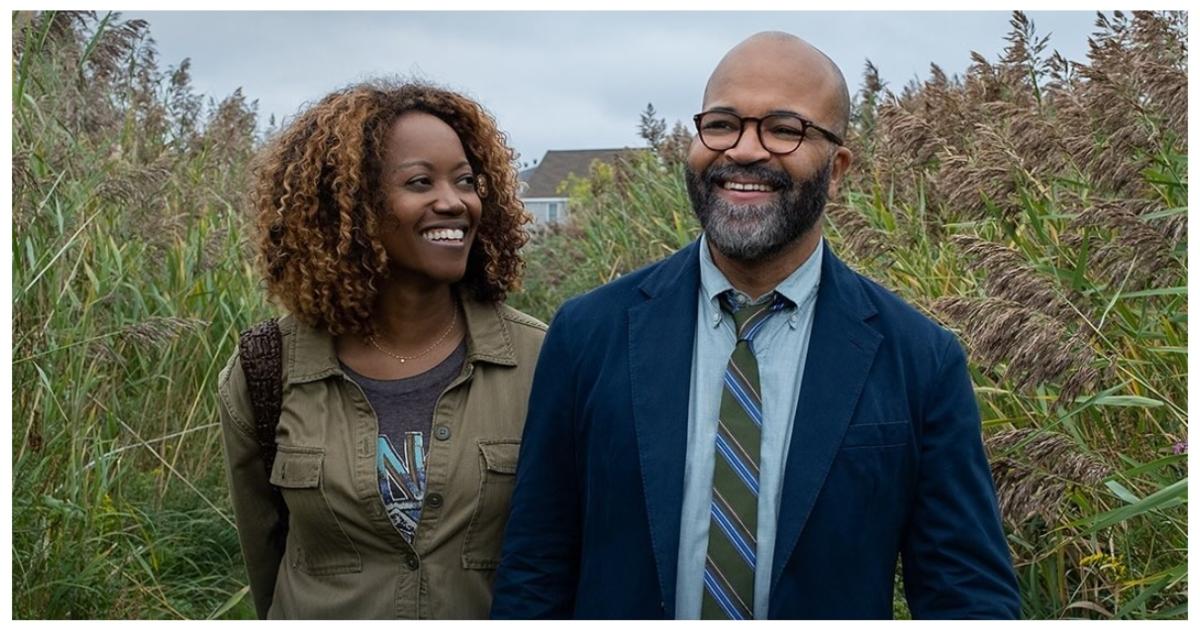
[12,11,264,618]
[511,11,1188,620]
[11,10,1186,620]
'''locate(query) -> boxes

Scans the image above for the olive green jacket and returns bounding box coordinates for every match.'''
[217,297,546,619]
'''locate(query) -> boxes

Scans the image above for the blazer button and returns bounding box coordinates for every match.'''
[426,492,443,508]
[434,425,451,441]
[406,555,419,570]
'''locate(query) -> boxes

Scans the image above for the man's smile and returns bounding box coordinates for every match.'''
[706,167,790,206]
[713,175,782,204]
[721,180,776,192]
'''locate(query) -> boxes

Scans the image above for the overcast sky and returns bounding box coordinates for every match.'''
[124,11,1103,167]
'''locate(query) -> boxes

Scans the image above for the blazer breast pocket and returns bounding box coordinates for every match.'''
[269,447,362,576]
[840,421,910,450]
[829,421,914,515]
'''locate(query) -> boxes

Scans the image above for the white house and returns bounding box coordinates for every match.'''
[518,149,639,227]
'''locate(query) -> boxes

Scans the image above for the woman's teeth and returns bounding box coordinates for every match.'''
[422,228,465,242]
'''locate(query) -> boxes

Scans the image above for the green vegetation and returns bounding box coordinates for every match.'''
[12,11,264,618]
[12,10,1186,619]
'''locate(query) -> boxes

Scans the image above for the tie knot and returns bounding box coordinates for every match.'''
[720,291,788,341]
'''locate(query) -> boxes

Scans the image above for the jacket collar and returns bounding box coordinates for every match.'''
[629,240,701,615]
[285,288,517,386]
[649,236,875,321]
[638,238,703,299]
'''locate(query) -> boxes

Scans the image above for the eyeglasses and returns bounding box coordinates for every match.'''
[692,110,844,155]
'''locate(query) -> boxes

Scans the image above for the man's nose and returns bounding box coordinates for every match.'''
[723,121,771,164]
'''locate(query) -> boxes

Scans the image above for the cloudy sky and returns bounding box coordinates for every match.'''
[124,11,1104,167]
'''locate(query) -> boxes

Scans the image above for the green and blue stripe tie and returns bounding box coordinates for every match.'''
[701,291,788,620]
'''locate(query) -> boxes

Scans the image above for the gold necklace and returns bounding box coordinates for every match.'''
[367,305,459,364]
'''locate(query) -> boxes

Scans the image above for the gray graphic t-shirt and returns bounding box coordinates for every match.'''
[342,340,466,542]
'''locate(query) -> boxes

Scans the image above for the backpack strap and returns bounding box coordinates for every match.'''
[238,319,290,535]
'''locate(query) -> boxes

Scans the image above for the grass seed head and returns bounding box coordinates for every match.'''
[988,428,1112,526]
[934,296,1105,407]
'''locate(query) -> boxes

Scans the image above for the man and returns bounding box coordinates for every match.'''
[491,32,1020,620]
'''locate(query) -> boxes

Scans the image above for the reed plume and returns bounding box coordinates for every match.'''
[933,296,1106,406]
[987,428,1112,526]
[951,235,1077,321]
[1066,201,1183,291]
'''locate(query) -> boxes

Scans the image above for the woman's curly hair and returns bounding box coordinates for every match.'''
[250,79,530,337]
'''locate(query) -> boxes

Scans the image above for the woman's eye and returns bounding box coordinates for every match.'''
[405,177,432,189]
[458,174,477,188]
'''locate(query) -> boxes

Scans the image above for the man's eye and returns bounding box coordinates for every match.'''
[768,125,805,139]
[703,120,738,132]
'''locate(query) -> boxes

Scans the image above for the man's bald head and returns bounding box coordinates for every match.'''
[703,31,851,138]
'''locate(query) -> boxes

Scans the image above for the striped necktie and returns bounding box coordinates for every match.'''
[701,291,788,620]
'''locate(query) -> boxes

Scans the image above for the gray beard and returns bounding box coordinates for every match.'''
[685,159,832,262]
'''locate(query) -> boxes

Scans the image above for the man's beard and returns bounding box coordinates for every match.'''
[685,158,832,262]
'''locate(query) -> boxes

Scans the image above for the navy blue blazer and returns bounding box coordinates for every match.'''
[491,240,1020,619]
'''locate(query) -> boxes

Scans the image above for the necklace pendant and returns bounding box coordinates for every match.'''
[400,358,406,363]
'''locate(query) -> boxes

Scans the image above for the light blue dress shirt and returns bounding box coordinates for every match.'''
[674,234,823,619]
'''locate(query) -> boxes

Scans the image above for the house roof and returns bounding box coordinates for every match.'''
[520,148,643,198]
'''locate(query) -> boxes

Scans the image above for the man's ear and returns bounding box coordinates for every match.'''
[826,145,854,199]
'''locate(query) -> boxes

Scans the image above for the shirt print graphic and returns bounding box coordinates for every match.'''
[377,432,426,543]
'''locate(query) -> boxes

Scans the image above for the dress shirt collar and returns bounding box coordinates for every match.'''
[697,232,824,329]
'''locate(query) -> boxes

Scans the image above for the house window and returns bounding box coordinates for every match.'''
[547,202,560,222]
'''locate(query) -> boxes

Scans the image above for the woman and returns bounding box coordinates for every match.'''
[217,80,545,619]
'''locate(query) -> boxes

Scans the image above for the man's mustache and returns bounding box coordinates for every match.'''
[701,163,793,192]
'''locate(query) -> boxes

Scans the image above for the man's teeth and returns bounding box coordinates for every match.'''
[422,228,465,242]
[723,181,775,192]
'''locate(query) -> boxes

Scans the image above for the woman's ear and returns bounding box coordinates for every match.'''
[475,173,489,199]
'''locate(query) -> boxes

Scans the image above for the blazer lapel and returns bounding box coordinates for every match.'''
[770,247,882,594]
[628,240,702,616]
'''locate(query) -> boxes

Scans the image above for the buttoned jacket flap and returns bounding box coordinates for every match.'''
[478,440,519,474]
[269,449,323,488]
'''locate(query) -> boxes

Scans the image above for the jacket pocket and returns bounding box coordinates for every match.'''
[461,439,520,569]
[269,448,363,576]
[840,421,910,450]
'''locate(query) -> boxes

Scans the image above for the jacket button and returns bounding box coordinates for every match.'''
[434,425,451,440]
[426,492,443,508]
[406,555,419,570]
